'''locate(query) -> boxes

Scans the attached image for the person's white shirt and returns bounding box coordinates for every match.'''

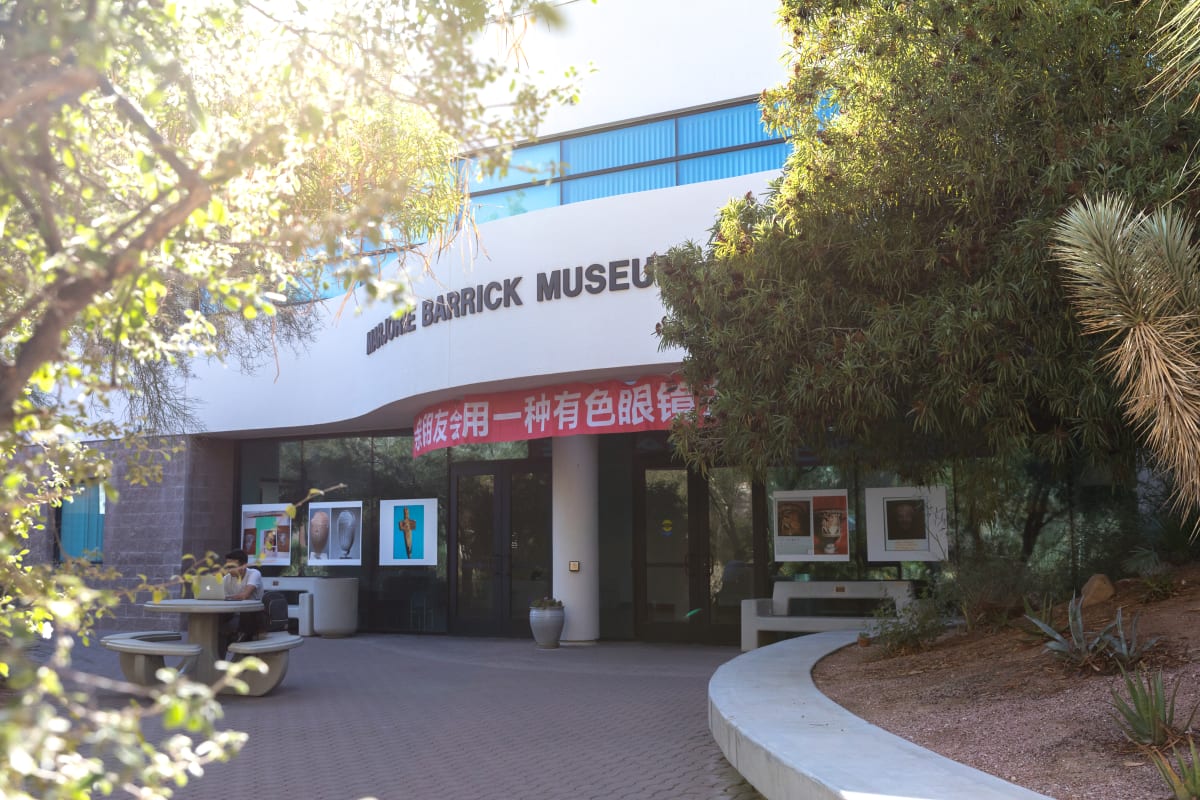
[223,566,263,600]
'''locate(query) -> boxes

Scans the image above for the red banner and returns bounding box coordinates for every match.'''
[413,375,695,457]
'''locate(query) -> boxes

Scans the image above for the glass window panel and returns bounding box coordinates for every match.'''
[61,485,104,562]
[448,441,529,461]
[469,141,560,193]
[677,143,790,185]
[643,469,689,623]
[677,102,774,154]
[561,164,674,204]
[508,470,552,625]
[708,469,754,626]
[456,473,495,620]
[472,184,560,223]
[561,121,674,175]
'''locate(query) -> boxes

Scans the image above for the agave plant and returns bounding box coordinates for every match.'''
[1104,608,1161,670]
[1111,668,1195,747]
[1150,737,1200,800]
[1024,596,1113,672]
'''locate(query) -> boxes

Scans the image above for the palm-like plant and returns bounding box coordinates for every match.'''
[1052,196,1200,530]
[1152,0,1200,110]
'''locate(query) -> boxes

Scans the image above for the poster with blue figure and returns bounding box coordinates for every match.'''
[395,504,424,560]
[379,498,438,565]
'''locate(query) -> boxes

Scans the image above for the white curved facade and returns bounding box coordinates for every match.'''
[185,0,787,437]
[188,171,777,436]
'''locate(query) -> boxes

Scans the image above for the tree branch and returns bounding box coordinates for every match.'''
[0,66,100,123]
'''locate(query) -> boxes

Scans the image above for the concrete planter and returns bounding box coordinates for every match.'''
[529,606,565,649]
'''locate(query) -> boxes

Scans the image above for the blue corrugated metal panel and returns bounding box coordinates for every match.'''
[561,121,674,175]
[473,183,560,223]
[677,143,790,185]
[678,103,772,155]
[470,141,560,193]
[561,164,674,204]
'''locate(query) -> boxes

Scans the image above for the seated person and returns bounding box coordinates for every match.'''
[219,549,265,654]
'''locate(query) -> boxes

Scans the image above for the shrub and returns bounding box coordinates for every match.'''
[1142,572,1179,603]
[933,556,1030,632]
[1110,668,1195,747]
[871,598,946,656]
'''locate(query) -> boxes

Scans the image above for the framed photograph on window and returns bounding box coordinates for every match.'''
[772,489,850,562]
[379,498,439,566]
[865,486,949,561]
[240,503,292,567]
[307,500,363,566]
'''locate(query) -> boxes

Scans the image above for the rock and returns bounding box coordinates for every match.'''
[1080,574,1115,608]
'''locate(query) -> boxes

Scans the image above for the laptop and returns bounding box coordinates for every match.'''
[194,574,226,600]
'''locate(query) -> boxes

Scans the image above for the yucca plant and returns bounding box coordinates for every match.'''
[1025,596,1113,672]
[1053,196,1200,535]
[1150,737,1200,800]
[1111,668,1194,747]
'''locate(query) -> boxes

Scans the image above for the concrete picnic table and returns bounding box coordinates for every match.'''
[143,598,263,684]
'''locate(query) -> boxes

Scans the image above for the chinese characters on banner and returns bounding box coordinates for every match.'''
[412,375,697,457]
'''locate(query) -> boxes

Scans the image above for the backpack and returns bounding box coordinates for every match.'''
[261,590,289,633]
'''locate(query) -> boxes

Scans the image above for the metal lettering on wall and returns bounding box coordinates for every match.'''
[365,256,657,356]
[411,374,695,457]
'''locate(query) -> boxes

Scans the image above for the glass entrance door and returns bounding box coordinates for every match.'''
[450,461,551,636]
[635,464,754,644]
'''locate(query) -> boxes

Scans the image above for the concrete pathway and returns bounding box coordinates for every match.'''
[72,634,762,800]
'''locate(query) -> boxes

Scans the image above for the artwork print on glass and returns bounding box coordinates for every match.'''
[336,510,357,557]
[309,510,330,557]
[394,505,425,560]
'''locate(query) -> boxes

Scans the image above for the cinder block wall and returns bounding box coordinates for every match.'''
[96,436,237,632]
[182,437,237,567]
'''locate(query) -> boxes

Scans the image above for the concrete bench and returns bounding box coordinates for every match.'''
[101,631,203,685]
[710,631,1052,799]
[741,580,913,651]
[262,576,358,636]
[227,631,304,696]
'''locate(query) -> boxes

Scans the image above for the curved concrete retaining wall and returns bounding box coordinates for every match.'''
[708,630,1054,800]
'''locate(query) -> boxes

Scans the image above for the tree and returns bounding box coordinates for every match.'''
[1050,1,1200,534]
[0,1,574,797]
[655,0,1200,493]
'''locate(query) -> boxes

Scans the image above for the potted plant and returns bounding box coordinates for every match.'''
[529,596,565,649]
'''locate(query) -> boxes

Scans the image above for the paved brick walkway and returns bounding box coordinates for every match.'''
[74,634,763,800]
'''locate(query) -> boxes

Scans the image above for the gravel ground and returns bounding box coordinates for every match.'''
[813,573,1200,800]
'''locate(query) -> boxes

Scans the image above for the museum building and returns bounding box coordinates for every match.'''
[47,0,936,646]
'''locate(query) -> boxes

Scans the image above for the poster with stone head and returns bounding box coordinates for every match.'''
[307,501,363,566]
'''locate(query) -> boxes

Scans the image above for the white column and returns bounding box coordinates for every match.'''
[552,434,600,644]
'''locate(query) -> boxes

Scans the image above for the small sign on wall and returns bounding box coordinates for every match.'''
[379,498,439,566]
